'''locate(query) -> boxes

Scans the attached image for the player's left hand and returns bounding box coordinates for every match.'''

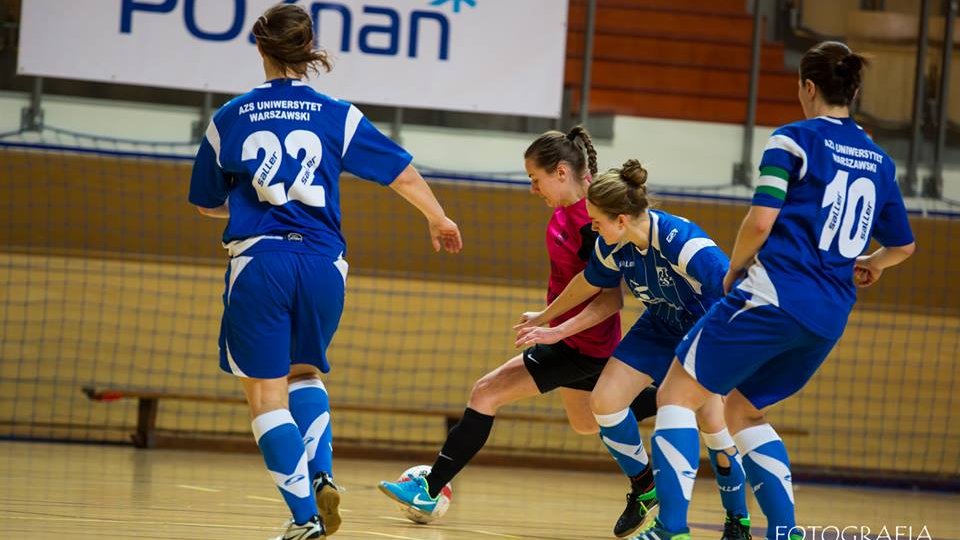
[723,267,746,294]
[853,256,882,287]
[429,216,463,253]
[513,311,543,331]
[514,325,561,348]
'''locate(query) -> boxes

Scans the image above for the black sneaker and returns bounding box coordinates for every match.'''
[282,515,325,540]
[721,512,752,540]
[614,486,658,538]
[313,472,342,536]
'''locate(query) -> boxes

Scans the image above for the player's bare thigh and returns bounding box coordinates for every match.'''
[559,388,598,434]
[590,357,653,415]
[466,354,540,415]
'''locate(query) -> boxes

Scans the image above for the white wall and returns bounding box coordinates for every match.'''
[1,90,957,206]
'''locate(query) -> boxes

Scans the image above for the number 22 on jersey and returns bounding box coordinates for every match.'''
[818,169,876,259]
[243,129,326,208]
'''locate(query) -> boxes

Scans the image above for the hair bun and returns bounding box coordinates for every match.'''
[836,54,863,77]
[619,159,648,188]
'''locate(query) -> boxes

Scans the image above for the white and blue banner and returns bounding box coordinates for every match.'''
[18,0,568,117]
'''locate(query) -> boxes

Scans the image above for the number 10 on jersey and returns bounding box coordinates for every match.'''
[818,169,876,258]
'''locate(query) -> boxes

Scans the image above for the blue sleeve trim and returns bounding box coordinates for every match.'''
[751,192,786,208]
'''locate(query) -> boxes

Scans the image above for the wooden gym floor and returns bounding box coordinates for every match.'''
[0,441,957,540]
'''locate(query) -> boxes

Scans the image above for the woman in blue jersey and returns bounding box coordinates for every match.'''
[517,160,752,540]
[633,42,916,540]
[188,5,462,540]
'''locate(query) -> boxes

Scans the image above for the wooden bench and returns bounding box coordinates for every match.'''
[83,385,808,451]
[81,386,587,450]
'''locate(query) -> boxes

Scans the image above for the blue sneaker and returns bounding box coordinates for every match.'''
[377,475,439,514]
[629,518,691,540]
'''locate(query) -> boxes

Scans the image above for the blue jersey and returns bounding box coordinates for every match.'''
[748,116,914,339]
[188,78,412,258]
[584,209,729,335]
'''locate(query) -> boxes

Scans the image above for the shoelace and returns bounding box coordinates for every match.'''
[627,486,650,508]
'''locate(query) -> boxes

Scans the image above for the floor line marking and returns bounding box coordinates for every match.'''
[245,495,281,503]
[177,484,220,493]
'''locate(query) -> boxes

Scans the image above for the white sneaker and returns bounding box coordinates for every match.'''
[277,515,324,540]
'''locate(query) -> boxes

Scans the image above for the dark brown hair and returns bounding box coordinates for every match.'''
[800,41,869,106]
[588,159,652,218]
[524,125,598,180]
[253,4,332,78]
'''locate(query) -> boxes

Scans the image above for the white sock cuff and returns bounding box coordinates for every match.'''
[594,408,630,428]
[733,424,781,455]
[251,408,296,443]
[289,378,327,394]
[701,428,735,450]
[654,405,697,431]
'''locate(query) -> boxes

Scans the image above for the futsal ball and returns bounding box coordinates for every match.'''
[396,465,452,524]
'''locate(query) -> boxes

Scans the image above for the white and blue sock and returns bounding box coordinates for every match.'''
[703,428,749,518]
[651,405,699,533]
[595,407,649,477]
[734,424,796,539]
[252,409,317,525]
[289,379,333,480]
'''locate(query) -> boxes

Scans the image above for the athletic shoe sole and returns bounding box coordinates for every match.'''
[317,484,341,536]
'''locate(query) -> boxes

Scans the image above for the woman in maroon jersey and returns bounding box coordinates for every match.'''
[378,126,656,518]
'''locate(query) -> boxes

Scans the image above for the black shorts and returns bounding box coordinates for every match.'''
[522,340,609,393]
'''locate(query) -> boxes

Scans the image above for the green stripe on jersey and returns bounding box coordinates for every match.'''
[755,185,786,200]
[757,173,788,193]
[760,166,790,181]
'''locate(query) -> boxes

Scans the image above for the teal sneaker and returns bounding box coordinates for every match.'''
[377,475,439,514]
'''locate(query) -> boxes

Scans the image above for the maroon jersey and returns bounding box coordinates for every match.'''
[545,199,621,357]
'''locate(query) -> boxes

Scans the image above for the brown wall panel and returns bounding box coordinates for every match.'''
[1,148,955,313]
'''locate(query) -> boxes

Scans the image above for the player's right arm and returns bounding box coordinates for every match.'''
[514,271,603,331]
[515,237,622,330]
[853,170,916,287]
[515,285,621,348]
[188,115,231,219]
[854,245,915,287]
[388,164,462,254]
[340,105,461,254]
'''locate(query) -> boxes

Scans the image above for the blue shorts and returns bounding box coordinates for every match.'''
[675,289,838,409]
[218,251,348,379]
[612,312,685,385]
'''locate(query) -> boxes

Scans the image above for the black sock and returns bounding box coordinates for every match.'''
[424,407,494,498]
[629,386,658,422]
[629,464,655,493]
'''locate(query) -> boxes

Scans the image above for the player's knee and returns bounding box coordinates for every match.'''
[655,384,680,409]
[724,398,765,432]
[467,375,502,413]
[589,389,618,416]
[247,400,288,419]
[288,363,322,382]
